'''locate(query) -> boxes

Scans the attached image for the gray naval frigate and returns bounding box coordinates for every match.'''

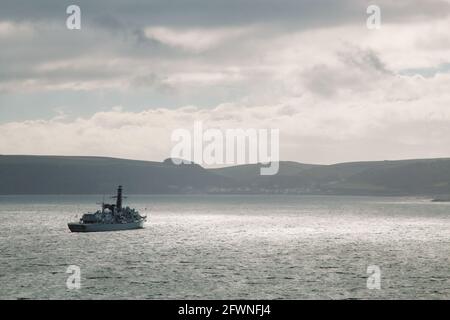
[68,186,146,232]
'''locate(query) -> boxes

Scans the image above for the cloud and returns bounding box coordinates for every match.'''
[0,21,33,37]
[143,26,256,52]
[2,2,450,94]
[2,68,450,165]
[2,0,450,163]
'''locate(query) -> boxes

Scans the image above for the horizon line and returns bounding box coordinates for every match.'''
[2,153,450,168]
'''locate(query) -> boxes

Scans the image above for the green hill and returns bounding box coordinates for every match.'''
[2,155,450,196]
[0,155,231,194]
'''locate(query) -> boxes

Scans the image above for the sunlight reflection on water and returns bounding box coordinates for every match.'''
[0,195,449,299]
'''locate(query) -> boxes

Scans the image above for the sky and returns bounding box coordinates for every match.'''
[1,0,450,165]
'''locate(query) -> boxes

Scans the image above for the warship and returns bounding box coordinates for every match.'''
[68,186,146,232]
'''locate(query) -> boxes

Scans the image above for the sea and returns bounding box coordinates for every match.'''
[0,195,449,299]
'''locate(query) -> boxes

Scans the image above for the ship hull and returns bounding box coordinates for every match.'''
[68,221,145,233]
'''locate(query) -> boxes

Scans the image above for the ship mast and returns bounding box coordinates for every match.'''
[116,185,123,211]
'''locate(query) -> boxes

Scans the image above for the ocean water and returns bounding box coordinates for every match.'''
[0,195,449,300]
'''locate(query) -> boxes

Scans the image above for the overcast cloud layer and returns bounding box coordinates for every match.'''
[1,0,450,164]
